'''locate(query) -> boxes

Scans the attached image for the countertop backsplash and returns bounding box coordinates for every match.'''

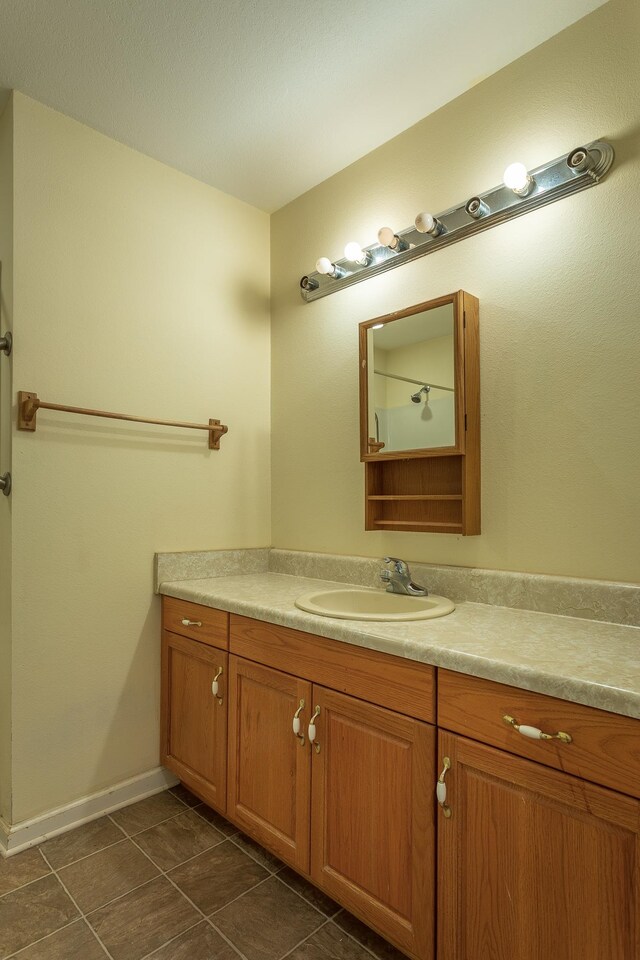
[155,547,640,628]
[154,548,270,588]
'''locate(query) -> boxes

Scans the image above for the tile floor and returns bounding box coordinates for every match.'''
[0,786,408,960]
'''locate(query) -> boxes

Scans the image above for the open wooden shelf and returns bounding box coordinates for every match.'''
[367,495,463,501]
[364,454,472,533]
[373,520,463,531]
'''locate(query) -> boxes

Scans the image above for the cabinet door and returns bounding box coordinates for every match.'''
[161,630,227,812]
[310,686,435,960]
[438,731,640,960]
[227,656,312,873]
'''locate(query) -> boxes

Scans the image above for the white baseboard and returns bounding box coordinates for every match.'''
[0,766,179,858]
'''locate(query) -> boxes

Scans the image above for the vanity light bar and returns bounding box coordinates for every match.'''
[299,140,614,302]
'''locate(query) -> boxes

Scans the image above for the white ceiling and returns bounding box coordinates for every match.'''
[0,0,606,212]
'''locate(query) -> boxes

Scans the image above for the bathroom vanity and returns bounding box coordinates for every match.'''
[159,574,640,960]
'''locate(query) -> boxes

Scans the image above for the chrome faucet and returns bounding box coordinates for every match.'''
[380,557,428,596]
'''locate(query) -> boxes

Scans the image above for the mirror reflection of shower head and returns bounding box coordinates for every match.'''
[410,385,430,403]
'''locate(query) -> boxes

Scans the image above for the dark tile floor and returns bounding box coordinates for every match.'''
[0,787,408,960]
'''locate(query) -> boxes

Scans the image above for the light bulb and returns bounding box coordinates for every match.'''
[503,162,534,196]
[503,163,528,190]
[372,323,384,330]
[414,212,444,236]
[378,227,396,248]
[315,256,345,280]
[316,257,336,276]
[377,227,409,252]
[344,241,370,265]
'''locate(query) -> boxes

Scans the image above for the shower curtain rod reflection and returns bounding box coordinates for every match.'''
[373,369,454,392]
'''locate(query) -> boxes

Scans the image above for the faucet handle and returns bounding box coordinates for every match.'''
[381,557,428,596]
[383,556,409,575]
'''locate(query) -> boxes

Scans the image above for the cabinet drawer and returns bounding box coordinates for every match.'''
[438,669,640,798]
[230,614,435,723]
[162,596,228,650]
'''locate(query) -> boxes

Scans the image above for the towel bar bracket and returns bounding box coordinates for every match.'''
[18,392,38,431]
[208,419,227,450]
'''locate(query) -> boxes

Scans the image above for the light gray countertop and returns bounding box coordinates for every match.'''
[158,571,640,720]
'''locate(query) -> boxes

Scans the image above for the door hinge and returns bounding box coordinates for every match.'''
[465,413,468,431]
[463,311,466,328]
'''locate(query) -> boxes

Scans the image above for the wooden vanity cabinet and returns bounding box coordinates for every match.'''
[438,669,640,797]
[225,661,436,959]
[437,671,640,960]
[162,595,228,647]
[160,599,229,813]
[228,615,437,960]
[437,731,640,960]
[310,685,435,960]
[161,599,640,960]
[226,656,312,873]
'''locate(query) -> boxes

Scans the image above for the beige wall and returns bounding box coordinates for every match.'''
[9,93,270,821]
[0,98,13,824]
[271,0,640,584]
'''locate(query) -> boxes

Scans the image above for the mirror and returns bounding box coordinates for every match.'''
[359,294,464,459]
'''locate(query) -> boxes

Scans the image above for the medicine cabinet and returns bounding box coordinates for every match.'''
[359,291,480,534]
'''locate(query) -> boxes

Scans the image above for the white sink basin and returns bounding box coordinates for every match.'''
[294,587,455,622]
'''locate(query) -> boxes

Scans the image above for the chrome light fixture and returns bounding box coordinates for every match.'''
[465,196,489,220]
[344,241,372,266]
[414,212,445,236]
[566,146,595,174]
[377,227,410,253]
[299,139,614,302]
[315,257,345,279]
[503,162,535,197]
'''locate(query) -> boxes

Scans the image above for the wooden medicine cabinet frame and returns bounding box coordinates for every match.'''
[359,290,480,535]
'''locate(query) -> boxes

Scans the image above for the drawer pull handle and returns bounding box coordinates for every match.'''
[211,667,224,705]
[436,757,452,818]
[503,714,572,744]
[181,618,202,627]
[308,706,321,754]
[293,699,306,746]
